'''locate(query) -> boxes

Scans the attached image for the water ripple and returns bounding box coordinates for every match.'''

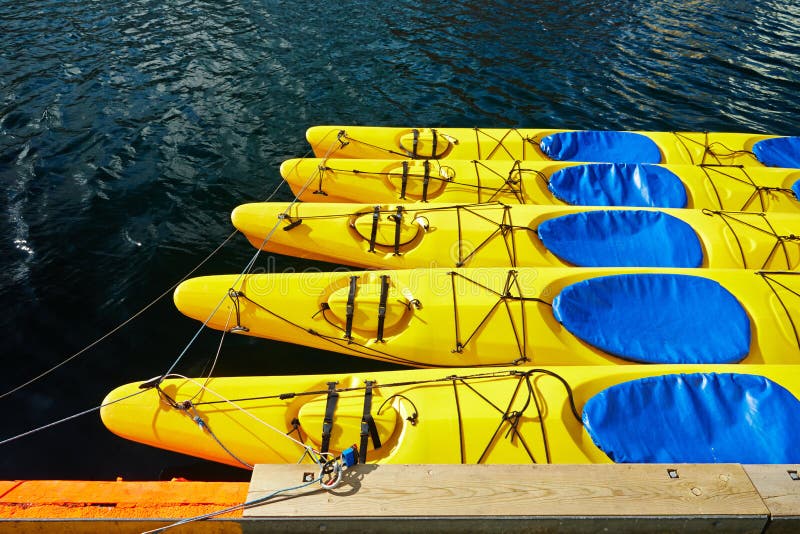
[1,0,799,479]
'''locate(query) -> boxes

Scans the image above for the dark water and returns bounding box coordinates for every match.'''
[1,0,799,480]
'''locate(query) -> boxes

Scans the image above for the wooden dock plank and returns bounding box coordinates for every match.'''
[243,464,768,532]
[744,465,800,534]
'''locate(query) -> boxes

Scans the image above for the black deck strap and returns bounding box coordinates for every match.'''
[368,205,380,253]
[237,287,432,367]
[399,160,409,199]
[345,275,359,342]
[422,159,431,202]
[390,205,404,256]
[411,128,419,158]
[376,275,390,342]
[359,380,382,463]
[431,128,438,158]
[320,381,339,454]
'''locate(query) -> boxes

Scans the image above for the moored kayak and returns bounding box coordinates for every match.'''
[100,365,800,467]
[306,125,800,167]
[280,158,800,213]
[173,267,800,367]
[233,202,800,270]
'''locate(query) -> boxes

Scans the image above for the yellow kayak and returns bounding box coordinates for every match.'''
[101,365,800,467]
[173,267,800,367]
[280,158,800,213]
[233,202,800,271]
[306,125,800,166]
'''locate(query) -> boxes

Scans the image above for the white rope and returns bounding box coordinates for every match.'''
[315,127,347,165]
[139,469,325,534]
[0,131,360,531]
[159,130,346,379]
[167,374,321,458]
[140,452,346,533]
[188,305,234,404]
[0,168,291,402]
[0,232,238,401]
[0,143,317,445]
[0,388,148,446]
[240,132,342,274]
[161,147,326,378]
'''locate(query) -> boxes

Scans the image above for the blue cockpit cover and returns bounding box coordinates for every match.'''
[582,373,800,463]
[791,179,800,200]
[552,274,750,364]
[540,131,663,163]
[548,163,688,208]
[752,137,800,168]
[537,210,703,268]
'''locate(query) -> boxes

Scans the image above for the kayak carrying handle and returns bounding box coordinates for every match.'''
[227,289,250,333]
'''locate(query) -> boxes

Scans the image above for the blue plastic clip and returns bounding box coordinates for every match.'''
[341,445,359,468]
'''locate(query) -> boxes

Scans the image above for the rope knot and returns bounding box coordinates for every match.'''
[336,130,349,148]
[504,410,522,423]
[503,411,524,442]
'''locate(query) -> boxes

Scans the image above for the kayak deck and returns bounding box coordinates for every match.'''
[101,365,800,468]
[172,267,800,368]
[280,158,800,213]
[306,126,798,167]
[232,202,800,271]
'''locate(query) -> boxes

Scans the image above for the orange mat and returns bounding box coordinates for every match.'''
[0,479,248,519]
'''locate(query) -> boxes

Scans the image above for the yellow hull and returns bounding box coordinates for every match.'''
[280,158,800,213]
[233,202,800,271]
[306,125,782,165]
[100,364,800,467]
[173,267,800,367]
